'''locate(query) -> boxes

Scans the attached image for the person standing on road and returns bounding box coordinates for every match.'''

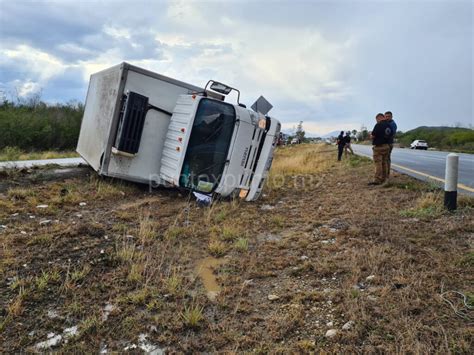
[369,113,393,185]
[337,131,345,161]
[344,131,354,157]
[384,111,397,177]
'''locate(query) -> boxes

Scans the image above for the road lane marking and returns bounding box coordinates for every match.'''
[353,149,474,193]
[390,164,474,193]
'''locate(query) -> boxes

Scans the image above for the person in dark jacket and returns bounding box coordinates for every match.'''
[384,111,397,177]
[369,113,393,185]
[336,131,345,161]
[344,131,354,156]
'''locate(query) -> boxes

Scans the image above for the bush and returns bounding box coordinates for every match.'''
[0,99,83,151]
[397,126,474,152]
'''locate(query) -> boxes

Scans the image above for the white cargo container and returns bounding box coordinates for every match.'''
[77,63,280,201]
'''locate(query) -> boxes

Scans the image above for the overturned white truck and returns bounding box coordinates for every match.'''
[77,63,280,201]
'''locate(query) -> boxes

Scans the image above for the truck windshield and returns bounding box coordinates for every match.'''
[179,98,236,193]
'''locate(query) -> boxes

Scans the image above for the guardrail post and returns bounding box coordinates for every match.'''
[444,153,459,211]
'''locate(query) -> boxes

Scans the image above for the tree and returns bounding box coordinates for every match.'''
[357,129,369,141]
[295,121,305,143]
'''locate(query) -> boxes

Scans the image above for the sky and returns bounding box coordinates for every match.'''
[0,0,472,136]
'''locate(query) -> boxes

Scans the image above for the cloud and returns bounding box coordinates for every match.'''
[0,0,471,131]
[2,45,67,81]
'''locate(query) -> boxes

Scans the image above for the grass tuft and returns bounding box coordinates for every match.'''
[234,237,249,252]
[208,239,227,257]
[181,303,205,328]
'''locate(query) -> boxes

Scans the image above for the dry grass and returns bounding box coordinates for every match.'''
[208,239,227,257]
[0,143,472,352]
[269,144,333,177]
[0,149,78,162]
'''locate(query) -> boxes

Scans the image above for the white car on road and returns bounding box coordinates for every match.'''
[410,140,429,150]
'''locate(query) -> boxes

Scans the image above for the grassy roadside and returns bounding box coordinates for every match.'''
[0,147,78,162]
[0,144,473,352]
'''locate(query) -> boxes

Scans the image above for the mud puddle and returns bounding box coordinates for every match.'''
[195,257,226,301]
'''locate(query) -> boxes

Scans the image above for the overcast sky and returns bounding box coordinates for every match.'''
[0,0,472,135]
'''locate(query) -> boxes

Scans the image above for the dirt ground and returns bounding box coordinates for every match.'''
[1,144,473,353]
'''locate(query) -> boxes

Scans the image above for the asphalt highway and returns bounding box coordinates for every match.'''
[352,144,474,195]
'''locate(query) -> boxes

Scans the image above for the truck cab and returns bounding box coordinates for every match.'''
[77,63,280,201]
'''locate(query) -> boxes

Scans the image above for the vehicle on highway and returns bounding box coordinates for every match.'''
[410,140,429,150]
[77,63,281,201]
[290,138,300,144]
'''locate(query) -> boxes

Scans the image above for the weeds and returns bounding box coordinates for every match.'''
[35,271,51,291]
[346,154,370,167]
[127,263,145,284]
[164,269,182,295]
[123,288,151,305]
[7,187,33,200]
[234,237,249,252]
[181,303,205,328]
[270,215,285,229]
[0,147,78,162]
[7,286,28,316]
[221,226,241,241]
[27,234,52,246]
[116,241,139,263]
[9,276,25,291]
[208,239,227,257]
[1,143,473,352]
[63,264,91,290]
[79,315,101,336]
[400,192,443,218]
[165,226,192,240]
[70,265,91,283]
[139,214,156,242]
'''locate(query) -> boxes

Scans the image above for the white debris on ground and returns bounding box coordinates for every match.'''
[39,219,52,225]
[79,202,87,206]
[366,274,376,281]
[342,320,355,330]
[63,326,78,340]
[102,303,115,321]
[123,334,164,354]
[100,344,108,353]
[34,325,78,349]
[260,204,275,210]
[47,309,60,319]
[325,329,338,338]
[36,204,49,208]
[321,238,336,244]
[243,279,254,287]
[35,333,62,350]
[267,294,280,301]
[138,334,164,354]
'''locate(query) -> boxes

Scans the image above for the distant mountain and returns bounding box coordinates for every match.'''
[398,126,473,152]
[320,130,343,138]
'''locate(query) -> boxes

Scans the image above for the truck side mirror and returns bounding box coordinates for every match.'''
[209,82,232,95]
